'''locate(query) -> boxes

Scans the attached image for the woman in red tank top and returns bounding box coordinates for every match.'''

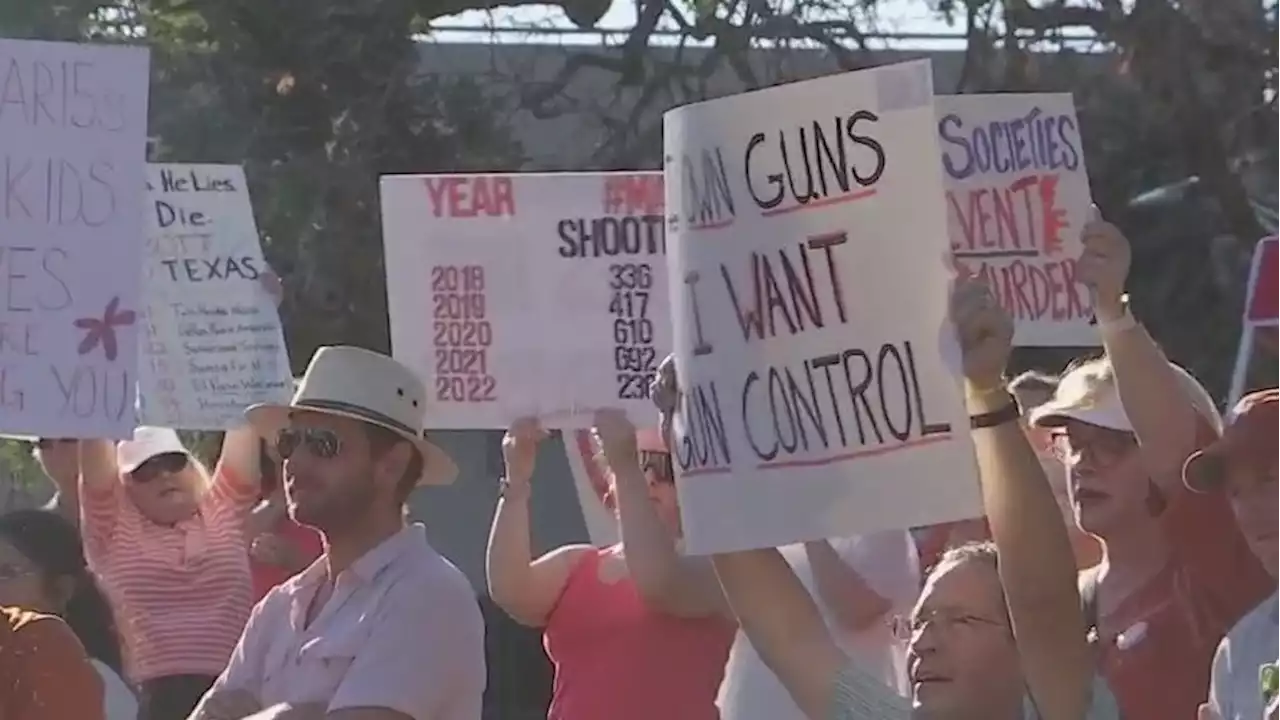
[486,411,735,720]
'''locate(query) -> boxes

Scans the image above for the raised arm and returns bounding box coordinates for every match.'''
[1078,210,1212,491]
[804,539,894,634]
[952,275,1092,720]
[485,418,590,627]
[78,439,122,559]
[209,424,264,510]
[595,409,729,619]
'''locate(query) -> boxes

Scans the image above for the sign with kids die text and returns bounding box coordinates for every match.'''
[381,172,671,429]
[664,60,981,554]
[0,39,151,438]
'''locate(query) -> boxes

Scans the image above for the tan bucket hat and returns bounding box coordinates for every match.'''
[245,346,458,486]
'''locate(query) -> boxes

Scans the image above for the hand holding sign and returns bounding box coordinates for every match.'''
[593,408,638,469]
[1076,206,1132,321]
[502,417,547,486]
[951,274,1015,390]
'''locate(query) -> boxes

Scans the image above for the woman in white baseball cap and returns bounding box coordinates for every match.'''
[77,420,263,720]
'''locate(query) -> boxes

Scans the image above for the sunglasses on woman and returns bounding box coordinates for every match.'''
[131,452,190,484]
[640,450,673,484]
[275,427,342,460]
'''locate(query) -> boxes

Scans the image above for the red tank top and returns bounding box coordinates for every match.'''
[543,547,734,720]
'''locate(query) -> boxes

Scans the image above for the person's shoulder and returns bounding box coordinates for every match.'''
[1221,592,1279,657]
[4,606,78,644]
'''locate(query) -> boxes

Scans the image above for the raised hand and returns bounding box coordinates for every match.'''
[650,353,679,415]
[593,408,638,467]
[501,417,546,487]
[949,274,1014,391]
[1075,206,1132,320]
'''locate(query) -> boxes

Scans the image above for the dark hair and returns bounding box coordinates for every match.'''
[0,510,125,673]
[363,424,424,504]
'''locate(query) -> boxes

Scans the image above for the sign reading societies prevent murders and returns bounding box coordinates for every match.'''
[380,172,671,429]
[664,60,982,554]
[937,93,1097,346]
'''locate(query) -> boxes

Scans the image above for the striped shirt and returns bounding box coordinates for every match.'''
[83,467,256,682]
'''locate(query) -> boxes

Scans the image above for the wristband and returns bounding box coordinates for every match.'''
[970,400,1021,429]
[1096,295,1138,338]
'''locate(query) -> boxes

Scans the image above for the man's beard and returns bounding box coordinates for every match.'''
[295,477,375,533]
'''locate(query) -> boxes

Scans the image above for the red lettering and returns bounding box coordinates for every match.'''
[947,174,1066,255]
[423,177,516,218]
[609,175,664,216]
[972,257,1092,323]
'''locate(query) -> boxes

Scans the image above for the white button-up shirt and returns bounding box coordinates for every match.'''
[209,524,485,719]
[1210,592,1279,720]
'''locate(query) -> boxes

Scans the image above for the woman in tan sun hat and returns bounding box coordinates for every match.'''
[192,346,482,720]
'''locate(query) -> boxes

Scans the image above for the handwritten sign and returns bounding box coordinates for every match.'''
[138,164,292,429]
[381,172,671,429]
[0,39,150,438]
[937,93,1096,346]
[664,60,981,554]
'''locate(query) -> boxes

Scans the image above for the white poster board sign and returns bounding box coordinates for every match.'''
[0,39,150,438]
[664,60,981,554]
[937,93,1096,346]
[381,172,670,429]
[138,164,293,429]
[564,429,620,547]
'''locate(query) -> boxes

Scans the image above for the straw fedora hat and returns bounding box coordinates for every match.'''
[246,346,458,486]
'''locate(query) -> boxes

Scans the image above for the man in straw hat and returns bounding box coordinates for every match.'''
[190,346,485,720]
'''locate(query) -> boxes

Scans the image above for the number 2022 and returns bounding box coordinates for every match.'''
[436,375,497,402]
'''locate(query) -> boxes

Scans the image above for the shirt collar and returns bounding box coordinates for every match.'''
[293,523,423,591]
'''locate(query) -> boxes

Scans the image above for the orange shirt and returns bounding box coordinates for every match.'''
[1093,487,1272,720]
[0,607,104,720]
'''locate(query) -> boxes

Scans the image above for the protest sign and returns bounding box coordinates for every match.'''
[381,172,670,429]
[0,39,150,438]
[138,164,293,429]
[936,94,1096,346]
[1227,235,1278,406]
[664,60,981,554]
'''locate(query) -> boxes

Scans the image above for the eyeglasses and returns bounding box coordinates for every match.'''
[131,452,190,484]
[1049,428,1137,465]
[892,607,1008,642]
[276,428,341,460]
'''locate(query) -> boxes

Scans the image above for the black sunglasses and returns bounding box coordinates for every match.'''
[640,450,674,483]
[131,452,190,484]
[276,428,341,460]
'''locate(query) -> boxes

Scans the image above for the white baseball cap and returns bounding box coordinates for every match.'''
[117,426,189,474]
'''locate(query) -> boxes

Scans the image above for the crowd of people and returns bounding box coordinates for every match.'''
[0,210,1274,720]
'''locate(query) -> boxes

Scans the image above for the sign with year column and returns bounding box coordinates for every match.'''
[381,172,670,429]
[0,39,150,439]
[937,93,1096,346]
[664,60,981,554]
[138,164,293,429]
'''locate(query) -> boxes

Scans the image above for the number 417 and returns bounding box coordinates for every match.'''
[609,290,649,318]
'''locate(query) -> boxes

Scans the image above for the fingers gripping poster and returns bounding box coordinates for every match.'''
[937,93,1097,347]
[0,39,151,439]
[381,172,671,429]
[139,164,293,429]
[663,60,981,554]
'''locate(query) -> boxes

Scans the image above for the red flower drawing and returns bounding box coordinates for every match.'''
[74,296,137,361]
